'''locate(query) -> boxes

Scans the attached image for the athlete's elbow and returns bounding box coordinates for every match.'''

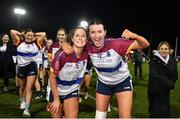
[10,30,15,35]
[144,42,150,48]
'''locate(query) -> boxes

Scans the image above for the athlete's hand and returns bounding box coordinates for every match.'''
[49,100,61,115]
[62,42,74,55]
[46,103,51,112]
[121,29,138,39]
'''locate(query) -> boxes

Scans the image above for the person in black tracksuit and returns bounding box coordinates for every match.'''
[148,41,178,118]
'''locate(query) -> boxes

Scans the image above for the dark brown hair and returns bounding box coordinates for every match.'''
[88,18,107,32]
[67,27,88,45]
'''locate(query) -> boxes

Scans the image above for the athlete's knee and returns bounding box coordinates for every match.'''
[19,84,26,90]
[95,110,107,119]
[119,111,131,118]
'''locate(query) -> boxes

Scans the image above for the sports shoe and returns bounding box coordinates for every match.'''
[79,97,82,103]
[84,92,88,100]
[4,86,9,92]
[20,101,25,109]
[35,95,43,100]
[23,110,31,117]
[108,104,111,112]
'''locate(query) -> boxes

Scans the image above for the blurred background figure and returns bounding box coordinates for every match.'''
[34,44,44,100]
[0,33,16,92]
[42,39,53,89]
[79,62,93,102]
[132,49,148,80]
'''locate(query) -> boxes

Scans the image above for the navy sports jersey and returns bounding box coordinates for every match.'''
[87,38,133,85]
[51,49,88,96]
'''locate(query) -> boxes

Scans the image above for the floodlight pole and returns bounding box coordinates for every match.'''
[17,15,21,30]
[147,33,152,59]
[175,36,178,58]
[14,8,26,30]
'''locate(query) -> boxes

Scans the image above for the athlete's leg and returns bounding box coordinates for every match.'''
[25,75,36,110]
[63,97,79,118]
[116,91,133,118]
[95,92,111,118]
[84,74,92,92]
[18,78,26,109]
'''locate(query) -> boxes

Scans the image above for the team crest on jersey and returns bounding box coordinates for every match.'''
[75,61,80,69]
[26,45,30,48]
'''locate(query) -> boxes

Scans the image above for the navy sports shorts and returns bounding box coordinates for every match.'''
[17,62,37,79]
[96,76,133,95]
[49,90,79,103]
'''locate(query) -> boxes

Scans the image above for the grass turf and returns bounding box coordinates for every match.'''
[0,62,179,118]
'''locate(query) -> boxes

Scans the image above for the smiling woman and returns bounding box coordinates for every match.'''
[46,26,89,118]
[0,33,16,92]
[10,29,46,117]
[85,18,149,118]
[148,41,178,118]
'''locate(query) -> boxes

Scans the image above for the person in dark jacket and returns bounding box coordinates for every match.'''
[0,33,16,92]
[148,41,178,118]
[133,49,148,80]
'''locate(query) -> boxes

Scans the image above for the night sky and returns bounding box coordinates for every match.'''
[0,0,179,55]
